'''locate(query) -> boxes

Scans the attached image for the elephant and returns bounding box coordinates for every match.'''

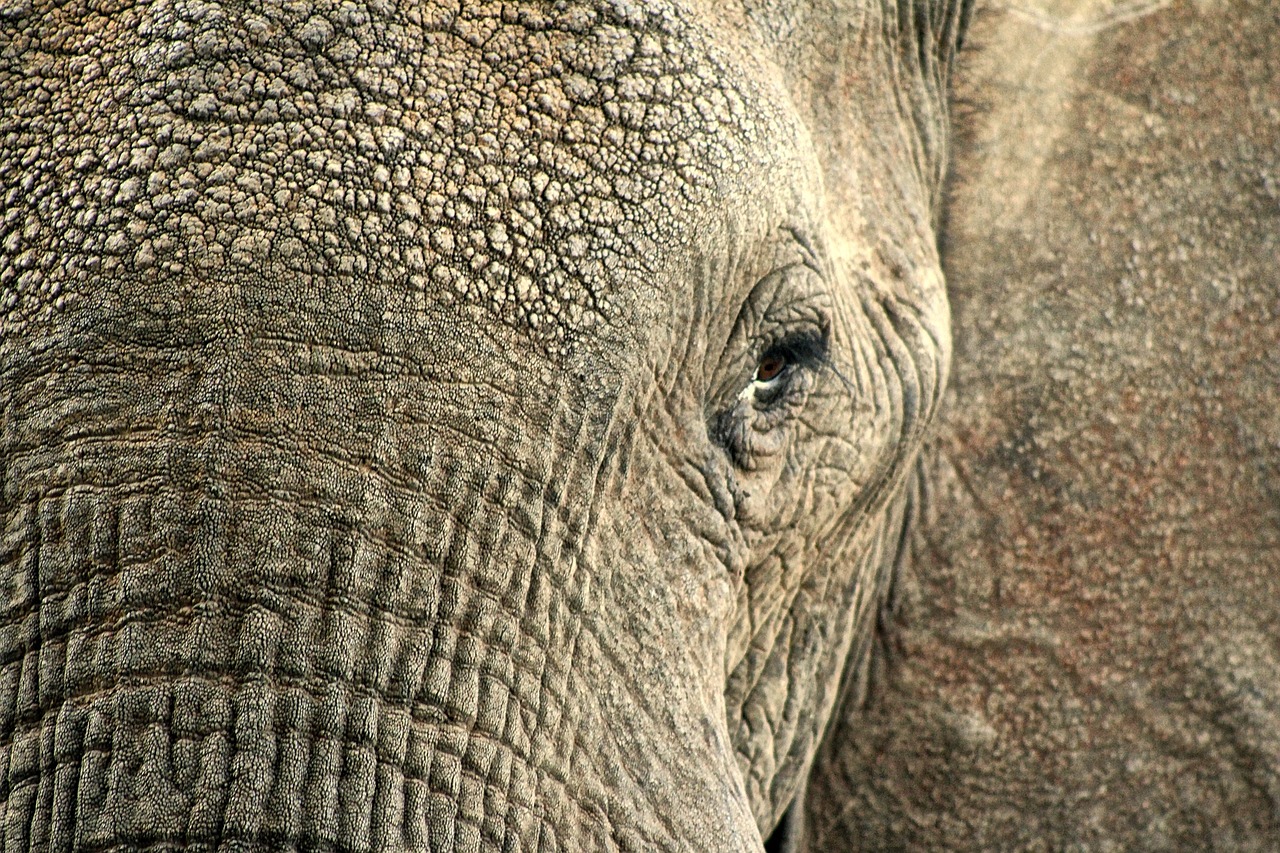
[798,0,1280,849]
[0,0,971,850]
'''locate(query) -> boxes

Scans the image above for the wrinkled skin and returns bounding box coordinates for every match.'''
[802,0,1280,849]
[0,1,969,850]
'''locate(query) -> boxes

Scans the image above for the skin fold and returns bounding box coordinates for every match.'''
[0,1,968,850]
[802,0,1280,849]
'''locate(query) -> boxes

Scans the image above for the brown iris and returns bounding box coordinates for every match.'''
[755,353,786,382]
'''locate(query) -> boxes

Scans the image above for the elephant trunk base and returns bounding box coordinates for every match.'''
[2,419,763,852]
[3,486,538,851]
[8,680,452,851]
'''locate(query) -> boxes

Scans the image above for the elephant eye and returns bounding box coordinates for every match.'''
[751,331,826,390]
[754,352,787,383]
[714,328,830,468]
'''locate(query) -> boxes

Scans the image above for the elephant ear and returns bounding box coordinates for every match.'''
[799,0,1280,849]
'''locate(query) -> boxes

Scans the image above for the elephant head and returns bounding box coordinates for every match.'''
[0,1,969,848]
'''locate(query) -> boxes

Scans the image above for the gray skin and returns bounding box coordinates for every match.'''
[0,1,969,850]
[800,0,1280,849]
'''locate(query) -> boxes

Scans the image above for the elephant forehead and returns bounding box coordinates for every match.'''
[1,0,808,350]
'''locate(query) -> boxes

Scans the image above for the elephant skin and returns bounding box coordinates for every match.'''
[0,1,970,850]
[801,0,1280,849]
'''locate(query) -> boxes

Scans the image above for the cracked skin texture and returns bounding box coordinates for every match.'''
[801,0,1280,849]
[0,1,969,850]
[1,0,777,345]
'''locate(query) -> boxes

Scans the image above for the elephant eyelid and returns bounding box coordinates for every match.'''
[760,330,827,379]
[740,329,828,403]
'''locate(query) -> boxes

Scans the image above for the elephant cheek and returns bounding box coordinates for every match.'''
[731,460,790,531]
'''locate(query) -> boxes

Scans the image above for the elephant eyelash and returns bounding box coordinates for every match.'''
[742,330,828,403]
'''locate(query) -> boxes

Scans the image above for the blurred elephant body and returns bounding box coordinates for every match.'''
[0,1,968,850]
[802,0,1280,849]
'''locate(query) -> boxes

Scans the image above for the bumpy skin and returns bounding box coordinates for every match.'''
[0,1,968,850]
[803,0,1280,849]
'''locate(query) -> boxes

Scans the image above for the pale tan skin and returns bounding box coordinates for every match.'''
[0,1,967,850]
[801,0,1280,849]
